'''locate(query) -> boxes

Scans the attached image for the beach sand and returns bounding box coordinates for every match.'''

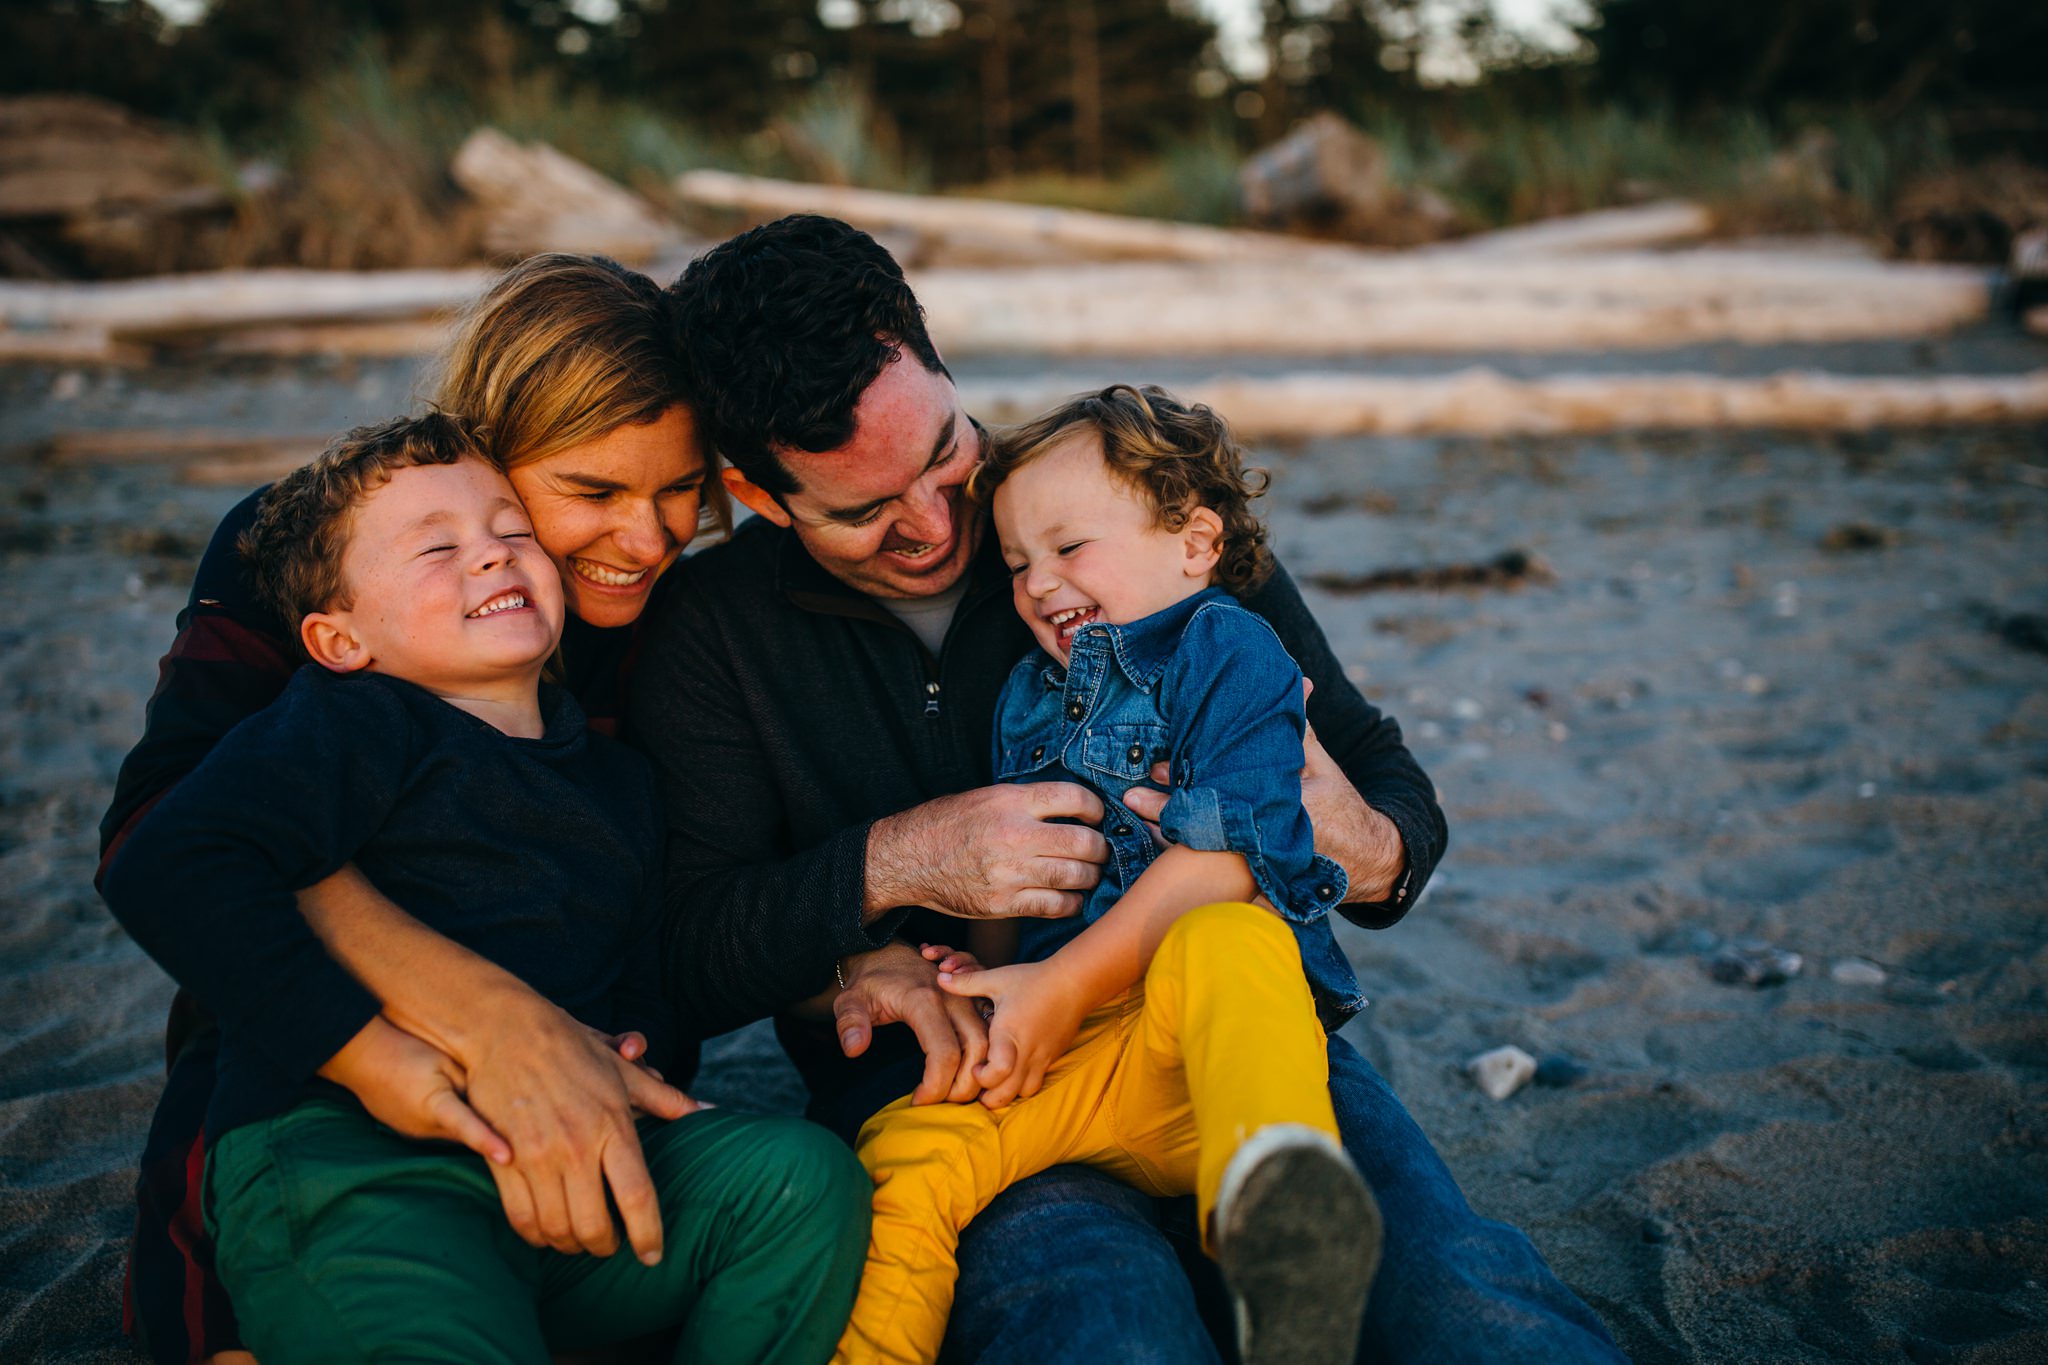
[2,342,2045,1362]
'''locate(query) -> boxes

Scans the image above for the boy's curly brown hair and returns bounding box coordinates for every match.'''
[973,384,1273,596]
[240,411,489,638]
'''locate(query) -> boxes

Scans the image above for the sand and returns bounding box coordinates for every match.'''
[2,338,2045,1363]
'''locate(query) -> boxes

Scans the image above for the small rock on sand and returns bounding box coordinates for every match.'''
[1707,941,1804,988]
[1468,1045,1538,1100]
[1831,957,1889,986]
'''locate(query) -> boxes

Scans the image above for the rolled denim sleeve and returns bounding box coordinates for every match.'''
[1241,561,1448,929]
[1155,605,1346,921]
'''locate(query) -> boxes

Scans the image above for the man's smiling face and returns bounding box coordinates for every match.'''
[725,351,985,600]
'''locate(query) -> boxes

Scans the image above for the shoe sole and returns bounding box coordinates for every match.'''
[1215,1127,1382,1365]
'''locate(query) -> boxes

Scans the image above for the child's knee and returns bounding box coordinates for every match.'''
[1154,900,1292,975]
[742,1116,872,1222]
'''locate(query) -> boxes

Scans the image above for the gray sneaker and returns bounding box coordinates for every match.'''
[1212,1124,1382,1365]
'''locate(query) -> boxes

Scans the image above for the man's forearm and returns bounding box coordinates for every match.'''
[863,806,933,923]
[1327,796,1407,904]
[296,865,537,1059]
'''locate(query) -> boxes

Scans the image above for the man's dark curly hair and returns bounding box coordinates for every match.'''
[668,214,948,497]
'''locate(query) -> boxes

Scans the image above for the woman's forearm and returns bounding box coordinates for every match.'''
[296,865,541,1058]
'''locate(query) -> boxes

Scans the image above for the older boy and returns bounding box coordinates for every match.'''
[101,414,868,1365]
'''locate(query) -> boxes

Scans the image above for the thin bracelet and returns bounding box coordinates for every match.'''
[834,957,849,989]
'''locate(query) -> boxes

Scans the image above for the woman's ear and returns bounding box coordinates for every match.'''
[301,612,372,674]
[1182,506,1225,579]
[722,466,792,527]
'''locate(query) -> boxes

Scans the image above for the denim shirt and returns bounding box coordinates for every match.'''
[995,587,1367,1027]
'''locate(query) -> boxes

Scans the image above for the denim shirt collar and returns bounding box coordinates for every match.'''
[1050,586,1232,692]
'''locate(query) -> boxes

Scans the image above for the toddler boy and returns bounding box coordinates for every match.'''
[833,385,1379,1365]
[102,413,867,1365]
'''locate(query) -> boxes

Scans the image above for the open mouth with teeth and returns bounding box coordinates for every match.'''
[1046,605,1101,645]
[571,558,650,589]
[466,590,531,619]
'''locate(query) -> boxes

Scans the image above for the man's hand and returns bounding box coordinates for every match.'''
[832,940,990,1105]
[319,1015,510,1164]
[1121,680,1406,904]
[935,960,1091,1110]
[865,783,1108,923]
[459,993,700,1265]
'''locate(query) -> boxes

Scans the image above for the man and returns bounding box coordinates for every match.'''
[633,214,1626,1363]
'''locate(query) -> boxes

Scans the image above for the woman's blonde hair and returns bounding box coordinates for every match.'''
[430,252,727,530]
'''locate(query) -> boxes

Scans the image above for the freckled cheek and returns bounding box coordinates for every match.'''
[526,505,589,573]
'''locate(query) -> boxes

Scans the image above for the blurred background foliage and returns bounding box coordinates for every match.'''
[3,0,2044,248]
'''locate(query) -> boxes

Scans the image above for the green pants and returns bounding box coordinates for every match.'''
[206,1100,870,1365]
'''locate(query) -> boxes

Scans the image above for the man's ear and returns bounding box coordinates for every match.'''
[301,611,372,674]
[722,467,792,528]
[1182,506,1225,578]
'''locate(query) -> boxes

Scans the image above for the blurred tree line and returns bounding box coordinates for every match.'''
[4,0,2043,185]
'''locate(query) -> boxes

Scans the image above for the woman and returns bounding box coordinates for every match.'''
[102,254,814,1365]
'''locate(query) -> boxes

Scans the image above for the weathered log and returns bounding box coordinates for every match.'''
[41,430,328,466]
[1429,201,1714,256]
[958,369,2048,439]
[0,94,234,277]
[915,254,1989,354]
[0,268,489,338]
[450,129,688,265]
[0,244,1991,360]
[674,169,1352,265]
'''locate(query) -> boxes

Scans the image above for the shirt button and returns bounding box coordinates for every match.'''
[1066,702,1085,721]
[1317,884,1337,900]
[1030,745,1045,763]
[1126,744,1144,764]
[1111,824,1130,837]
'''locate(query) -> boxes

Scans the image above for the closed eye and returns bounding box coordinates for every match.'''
[1057,541,1086,556]
[418,544,455,557]
[1006,562,1026,577]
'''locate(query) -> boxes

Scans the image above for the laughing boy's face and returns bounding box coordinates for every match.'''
[308,459,564,694]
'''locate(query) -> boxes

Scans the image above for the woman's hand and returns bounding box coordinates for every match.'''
[936,960,1092,1110]
[460,993,700,1266]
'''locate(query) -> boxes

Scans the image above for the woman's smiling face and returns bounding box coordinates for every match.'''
[505,405,708,629]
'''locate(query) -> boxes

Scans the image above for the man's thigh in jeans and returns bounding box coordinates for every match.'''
[1324,1034,1627,1365]
[942,1164,1221,1365]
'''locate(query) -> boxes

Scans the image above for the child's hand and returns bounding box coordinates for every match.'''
[920,942,984,976]
[936,961,1090,1110]
[320,1015,510,1165]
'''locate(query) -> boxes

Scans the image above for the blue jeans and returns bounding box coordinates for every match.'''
[825,1034,1625,1364]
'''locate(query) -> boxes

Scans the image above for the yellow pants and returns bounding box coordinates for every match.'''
[833,901,1339,1365]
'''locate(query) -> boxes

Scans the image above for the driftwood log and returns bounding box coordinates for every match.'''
[4,251,1986,362]
[674,169,1351,266]
[961,369,2048,438]
[915,253,1989,353]
[39,369,2046,494]
[1427,201,1714,256]
[450,129,689,266]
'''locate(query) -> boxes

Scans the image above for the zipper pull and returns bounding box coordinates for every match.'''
[923,681,942,718]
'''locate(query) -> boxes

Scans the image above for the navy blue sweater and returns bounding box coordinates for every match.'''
[102,667,669,1141]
